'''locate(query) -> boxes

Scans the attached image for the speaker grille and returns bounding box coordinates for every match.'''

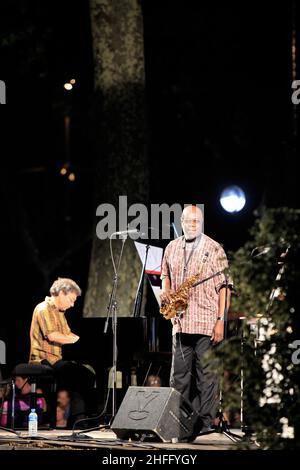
[111,386,199,442]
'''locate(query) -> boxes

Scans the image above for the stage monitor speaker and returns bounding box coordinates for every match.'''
[111,386,200,442]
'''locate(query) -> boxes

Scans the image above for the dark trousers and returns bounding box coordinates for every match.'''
[170,333,219,428]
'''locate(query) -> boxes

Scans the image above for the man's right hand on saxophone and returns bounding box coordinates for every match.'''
[160,286,174,306]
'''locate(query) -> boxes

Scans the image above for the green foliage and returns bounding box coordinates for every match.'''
[207,208,300,449]
[0,1,52,79]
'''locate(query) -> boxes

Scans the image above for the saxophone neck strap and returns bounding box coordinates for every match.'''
[182,235,202,273]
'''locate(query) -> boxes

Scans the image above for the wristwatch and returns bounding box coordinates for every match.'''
[217,316,224,321]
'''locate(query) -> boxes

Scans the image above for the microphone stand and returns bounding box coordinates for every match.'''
[214,273,242,442]
[199,272,243,443]
[103,233,127,421]
[132,244,150,318]
[266,244,290,313]
[0,379,20,436]
[253,244,290,349]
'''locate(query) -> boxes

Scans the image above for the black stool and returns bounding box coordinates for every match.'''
[12,363,56,429]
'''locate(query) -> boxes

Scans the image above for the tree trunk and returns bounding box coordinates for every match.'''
[84,0,148,317]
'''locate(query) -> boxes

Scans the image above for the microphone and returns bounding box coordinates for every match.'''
[251,240,290,258]
[113,229,139,236]
[251,246,271,258]
[110,228,148,239]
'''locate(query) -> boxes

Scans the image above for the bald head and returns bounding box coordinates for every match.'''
[181,205,203,240]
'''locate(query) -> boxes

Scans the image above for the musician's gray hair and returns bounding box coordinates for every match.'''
[50,278,82,297]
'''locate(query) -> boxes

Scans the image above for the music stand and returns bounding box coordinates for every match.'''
[132,244,150,317]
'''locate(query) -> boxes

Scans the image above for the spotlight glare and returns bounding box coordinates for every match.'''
[68,172,75,182]
[70,79,76,84]
[64,83,73,91]
[220,185,246,213]
[60,167,67,175]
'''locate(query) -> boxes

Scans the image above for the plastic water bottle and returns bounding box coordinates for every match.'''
[28,409,38,436]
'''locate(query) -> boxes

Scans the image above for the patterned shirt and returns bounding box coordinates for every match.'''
[0,395,46,428]
[161,234,233,336]
[29,296,71,365]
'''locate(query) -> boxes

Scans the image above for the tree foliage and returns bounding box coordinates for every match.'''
[207,208,300,449]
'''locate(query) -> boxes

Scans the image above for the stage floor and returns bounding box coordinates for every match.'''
[0,427,245,451]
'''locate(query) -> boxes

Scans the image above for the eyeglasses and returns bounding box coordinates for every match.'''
[182,219,202,224]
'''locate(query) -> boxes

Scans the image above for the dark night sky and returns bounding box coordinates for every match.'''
[0,1,298,377]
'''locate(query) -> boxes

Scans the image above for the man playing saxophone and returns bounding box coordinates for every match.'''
[160,205,233,433]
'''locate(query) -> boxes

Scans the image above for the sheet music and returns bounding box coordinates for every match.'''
[134,242,163,306]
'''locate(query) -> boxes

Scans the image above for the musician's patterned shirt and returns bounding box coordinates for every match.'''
[29,296,71,364]
[161,234,233,336]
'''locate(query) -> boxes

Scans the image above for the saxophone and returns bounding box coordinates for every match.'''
[160,252,209,320]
